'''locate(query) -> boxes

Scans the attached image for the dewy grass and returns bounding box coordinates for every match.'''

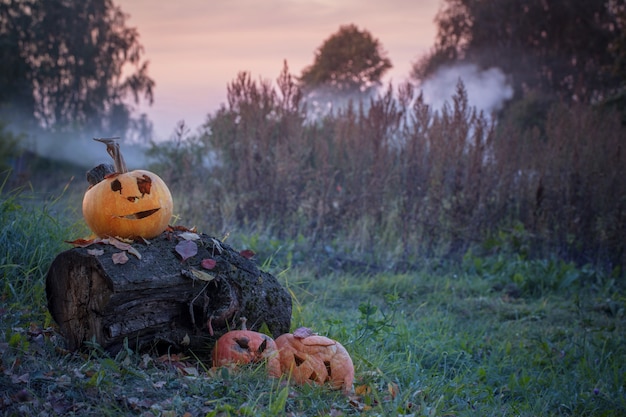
[274,263,626,416]
[1,178,625,415]
[0,175,82,309]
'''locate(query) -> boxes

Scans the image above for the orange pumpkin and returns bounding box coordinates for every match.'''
[275,328,354,393]
[82,138,173,239]
[212,319,281,377]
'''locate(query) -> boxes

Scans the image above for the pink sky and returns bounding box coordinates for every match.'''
[115,0,441,141]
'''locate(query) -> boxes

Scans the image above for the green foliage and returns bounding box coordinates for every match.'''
[415,0,623,103]
[285,260,625,416]
[0,0,154,135]
[1,199,625,415]
[0,175,79,309]
[463,250,592,298]
[299,24,392,94]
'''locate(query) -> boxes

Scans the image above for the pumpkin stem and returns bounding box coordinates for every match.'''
[240,317,247,331]
[93,137,128,174]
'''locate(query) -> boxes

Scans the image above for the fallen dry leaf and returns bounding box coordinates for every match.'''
[66,238,97,247]
[201,258,217,269]
[112,251,129,264]
[153,380,166,389]
[87,248,104,256]
[388,382,399,399]
[293,327,316,339]
[125,245,142,260]
[189,268,215,282]
[175,240,198,261]
[180,366,199,377]
[68,237,142,259]
[240,249,255,259]
[11,373,30,384]
[167,225,197,232]
[355,384,371,396]
[103,237,141,259]
[349,396,373,412]
[179,231,201,241]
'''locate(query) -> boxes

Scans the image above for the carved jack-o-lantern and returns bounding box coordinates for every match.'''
[212,324,281,377]
[82,138,173,239]
[275,328,354,393]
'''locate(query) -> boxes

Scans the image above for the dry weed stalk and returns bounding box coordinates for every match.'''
[150,67,625,268]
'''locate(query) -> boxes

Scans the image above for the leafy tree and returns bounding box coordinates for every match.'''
[299,24,392,95]
[0,0,154,134]
[413,0,624,103]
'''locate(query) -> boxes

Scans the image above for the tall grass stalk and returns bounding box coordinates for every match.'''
[149,66,626,272]
[0,172,81,309]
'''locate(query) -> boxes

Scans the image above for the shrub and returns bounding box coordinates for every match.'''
[150,66,626,273]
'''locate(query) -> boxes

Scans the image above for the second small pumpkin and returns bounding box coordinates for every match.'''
[275,328,354,393]
[212,329,281,378]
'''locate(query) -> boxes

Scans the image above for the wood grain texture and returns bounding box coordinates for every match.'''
[46,232,292,354]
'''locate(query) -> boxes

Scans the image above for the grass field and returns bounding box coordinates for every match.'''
[1,183,625,416]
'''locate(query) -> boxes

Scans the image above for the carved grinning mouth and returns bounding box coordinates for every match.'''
[116,207,161,220]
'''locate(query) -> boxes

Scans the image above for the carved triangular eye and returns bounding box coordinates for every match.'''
[136,174,152,195]
[324,361,332,378]
[258,338,267,354]
[294,354,305,366]
[111,179,122,193]
[235,337,250,349]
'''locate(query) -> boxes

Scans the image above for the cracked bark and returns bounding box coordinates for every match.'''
[45,232,292,354]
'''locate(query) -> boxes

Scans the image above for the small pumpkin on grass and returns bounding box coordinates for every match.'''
[275,327,354,393]
[212,318,281,377]
[82,137,173,239]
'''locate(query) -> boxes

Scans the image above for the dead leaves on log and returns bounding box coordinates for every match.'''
[66,236,142,264]
[66,225,204,265]
[111,251,129,265]
[201,258,217,270]
[187,268,215,282]
[66,228,250,269]
[175,240,197,261]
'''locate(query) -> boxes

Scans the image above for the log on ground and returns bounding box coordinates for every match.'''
[45,231,292,354]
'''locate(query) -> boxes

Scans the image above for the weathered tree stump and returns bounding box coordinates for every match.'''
[45,231,292,354]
